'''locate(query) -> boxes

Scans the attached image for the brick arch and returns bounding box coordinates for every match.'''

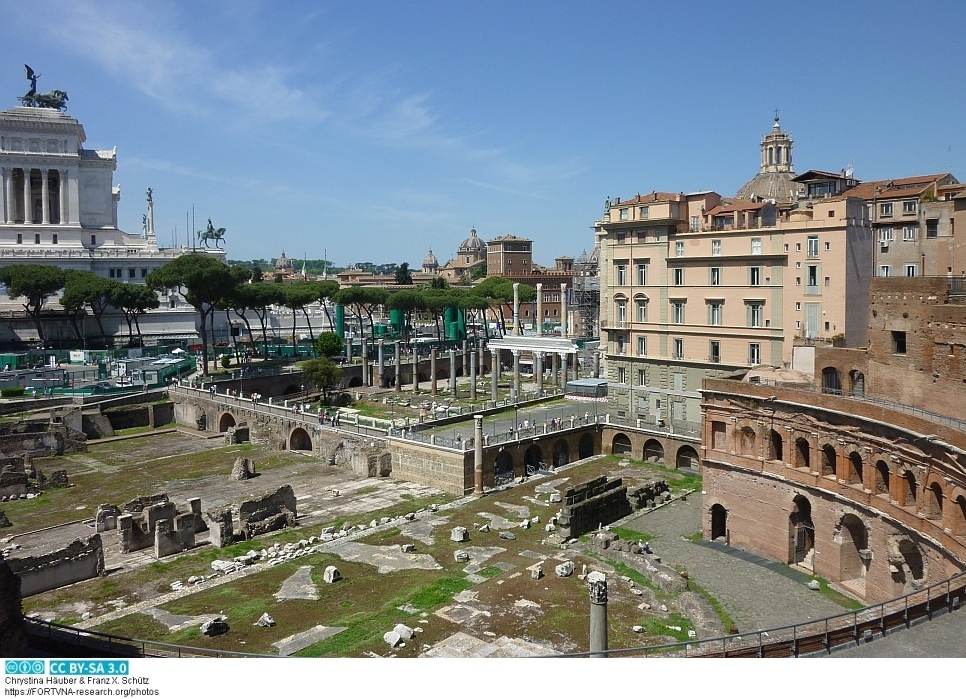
[820,443,837,478]
[552,439,570,467]
[643,439,665,464]
[793,435,811,470]
[676,444,700,471]
[847,451,864,486]
[611,433,632,455]
[218,412,237,433]
[737,425,757,456]
[578,433,594,459]
[923,478,945,521]
[898,468,919,509]
[893,538,926,594]
[837,513,868,584]
[768,429,783,462]
[950,492,966,537]
[873,460,891,498]
[288,426,313,451]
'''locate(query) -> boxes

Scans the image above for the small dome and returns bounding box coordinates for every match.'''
[275,250,292,271]
[423,248,439,267]
[458,228,486,252]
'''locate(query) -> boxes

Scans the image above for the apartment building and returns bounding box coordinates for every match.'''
[596,122,874,430]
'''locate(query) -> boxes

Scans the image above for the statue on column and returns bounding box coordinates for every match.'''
[142,214,148,236]
[146,188,155,237]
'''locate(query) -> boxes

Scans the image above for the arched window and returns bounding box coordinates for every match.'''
[901,471,918,509]
[821,444,837,477]
[739,427,756,456]
[795,437,810,470]
[874,461,890,498]
[822,367,842,395]
[925,482,944,521]
[848,451,863,486]
[770,429,783,462]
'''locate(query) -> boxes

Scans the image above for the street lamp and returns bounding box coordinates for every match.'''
[514,403,518,438]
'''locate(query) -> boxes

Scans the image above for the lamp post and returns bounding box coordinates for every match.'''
[514,403,518,439]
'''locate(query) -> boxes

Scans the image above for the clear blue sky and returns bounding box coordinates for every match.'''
[3,0,964,267]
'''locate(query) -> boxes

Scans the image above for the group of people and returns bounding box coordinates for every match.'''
[318,408,341,426]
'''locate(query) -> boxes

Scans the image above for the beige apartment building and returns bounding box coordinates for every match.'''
[596,119,874,430]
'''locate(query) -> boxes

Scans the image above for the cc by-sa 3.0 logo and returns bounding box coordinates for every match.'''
[5,660,46,675]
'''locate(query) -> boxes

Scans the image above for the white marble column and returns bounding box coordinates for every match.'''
[1,168,10,224]
[41,168,50,224]
[536,283,543,336]
[560,283,568,337]
[512,349,521,400]
[490,349,499,401]
[513,283,520,336]
[59,169,69,224]
[22,169,32,224]
[67,170,79,224]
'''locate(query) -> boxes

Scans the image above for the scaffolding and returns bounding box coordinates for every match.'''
[571,246,600,340]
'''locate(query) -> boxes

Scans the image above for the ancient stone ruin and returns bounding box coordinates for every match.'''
[0,457,70,501]
[99,494,208,558]
[556,476,632,539]
[237,485,297,540]
[230,457,257,481]
[5,535,105,596]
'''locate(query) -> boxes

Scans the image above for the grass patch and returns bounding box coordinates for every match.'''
[812,577,865,610]
[685,531,703,543]
[609,526,655,543]
[601,558,661,594]
[405,576,474,611]
[687,579,736,631]
[638,612,694,642]
[476,566,503,580]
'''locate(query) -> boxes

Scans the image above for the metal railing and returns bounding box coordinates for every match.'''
[551,570,966,658]
[749,378,966,432]
[24,617,276,658]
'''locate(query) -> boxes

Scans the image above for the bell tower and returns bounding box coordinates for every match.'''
[759,111,793,174]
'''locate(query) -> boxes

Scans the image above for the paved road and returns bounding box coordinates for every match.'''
[622,495,966,656]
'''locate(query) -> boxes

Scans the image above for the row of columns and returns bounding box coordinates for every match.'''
[513,281,569,338]
[1,166,73,225]
[489,348,576,401]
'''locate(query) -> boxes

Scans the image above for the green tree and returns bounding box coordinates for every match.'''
[474,277,534,335]
[215,266,256,361]
[107,283,160,346]
[283,283,322,357]
[0,264,66,344]
[301,357,342,403]
[246,283,287,357]
[146,254,234,374]
[429,276,449,290]
[315,331,343,358]
[394,262,413,285]
[314,280,340,333]
[333,286,387,341]
[386,290,427,342]
[61,271,117,346]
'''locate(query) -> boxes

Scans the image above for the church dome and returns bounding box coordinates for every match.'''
[735,115,802,203]
[275,250,292,272]
[423,248,439,268]
[458,228,486,253]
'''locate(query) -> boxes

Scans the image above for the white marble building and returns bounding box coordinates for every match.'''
[0,105,226,346]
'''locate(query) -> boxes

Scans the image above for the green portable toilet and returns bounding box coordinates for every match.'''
[389,308,404,335]
[335,304,346,338]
